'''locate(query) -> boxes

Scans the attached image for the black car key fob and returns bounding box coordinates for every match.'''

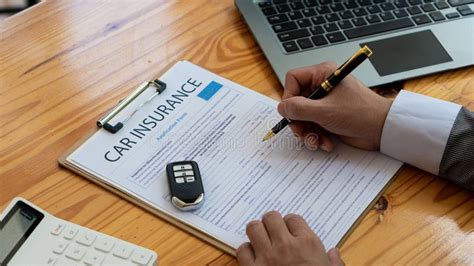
[166,161,205,211]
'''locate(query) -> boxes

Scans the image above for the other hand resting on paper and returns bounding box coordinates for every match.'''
[277,62,392,152]
[236,211,344,266]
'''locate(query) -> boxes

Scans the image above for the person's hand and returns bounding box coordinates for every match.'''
[277,62,392,151]
[236,211,344,266]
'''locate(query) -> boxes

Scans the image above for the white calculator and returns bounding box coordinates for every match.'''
[0,197,158,265]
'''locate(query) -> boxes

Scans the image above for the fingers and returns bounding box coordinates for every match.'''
[304,133,320,150]
[302,132,334,152]
[289,121,307,138]
[303,126,334,152]
[327,248,345,266]
[283,214,313,237]
[284,68,310,100]
[283,62,338,100]
[261,211,291,243]
[236,242,255,265]
[246,220,271,254]
[278,96,323,123]
[289,122,335,152]
[284,214,327,255]
[289,123,320,151]
[288,121,318,146]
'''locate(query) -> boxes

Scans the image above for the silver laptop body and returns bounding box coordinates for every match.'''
[236,0,474,87]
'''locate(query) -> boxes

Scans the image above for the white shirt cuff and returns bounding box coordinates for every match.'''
[380,90,461,175]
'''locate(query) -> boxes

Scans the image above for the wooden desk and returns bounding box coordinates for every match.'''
[1,1,473,264]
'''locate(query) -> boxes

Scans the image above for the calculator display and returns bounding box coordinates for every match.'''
[0,201,44,264]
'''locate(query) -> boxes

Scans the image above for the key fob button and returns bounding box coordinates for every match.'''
[172,164,193,171]
[166,161,204,211]
[174,170,194,177]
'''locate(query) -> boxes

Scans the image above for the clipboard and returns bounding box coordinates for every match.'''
[59,61,403,256]
[59,69,237,255]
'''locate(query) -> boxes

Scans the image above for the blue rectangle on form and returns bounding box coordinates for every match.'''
[197,81,223,101]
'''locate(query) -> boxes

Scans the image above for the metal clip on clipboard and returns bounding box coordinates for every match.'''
[97,79,166,134]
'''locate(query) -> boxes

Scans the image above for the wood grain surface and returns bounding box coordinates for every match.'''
[1,1,473,265]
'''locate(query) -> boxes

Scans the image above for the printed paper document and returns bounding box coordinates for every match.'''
[65,61,402,249]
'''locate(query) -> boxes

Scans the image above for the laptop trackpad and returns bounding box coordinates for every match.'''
[361,30,452,77]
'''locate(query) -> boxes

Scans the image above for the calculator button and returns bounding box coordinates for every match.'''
[65,244,86,261]
[83,250,105,265]
[131,250,152,265]
[55,257,78,265]
[113,244,133,259]
[46,257,57,265]
[104,255,133,265]
[174,170,194,177]
[53,240,68,254]
[50,224,65,236]
[185,176,195,183]
[63,227,78,240]
[175,177,185,184]
[76,231,97,246]
[95,238,114,253]
[173,164,193,171]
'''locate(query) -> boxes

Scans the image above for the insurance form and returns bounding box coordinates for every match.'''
[65,61,402,250]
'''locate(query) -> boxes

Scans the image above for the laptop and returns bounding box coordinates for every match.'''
[236,0,474,87]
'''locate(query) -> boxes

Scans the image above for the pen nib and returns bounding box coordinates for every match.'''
[262,131,275,142]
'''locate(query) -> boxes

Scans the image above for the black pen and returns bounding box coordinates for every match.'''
[262,45,373,142]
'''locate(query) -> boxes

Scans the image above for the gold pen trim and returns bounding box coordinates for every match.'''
[361,45,373,56]
[262,131,275,142]
[334,45,373,76]
[321,80,333,91]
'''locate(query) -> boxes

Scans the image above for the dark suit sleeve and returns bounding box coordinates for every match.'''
[439,107,474,191]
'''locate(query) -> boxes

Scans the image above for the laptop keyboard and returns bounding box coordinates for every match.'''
[258,0,474,53]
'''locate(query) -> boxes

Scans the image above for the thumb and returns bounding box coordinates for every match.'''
[277,96,323,123]
[327,248,345,266]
